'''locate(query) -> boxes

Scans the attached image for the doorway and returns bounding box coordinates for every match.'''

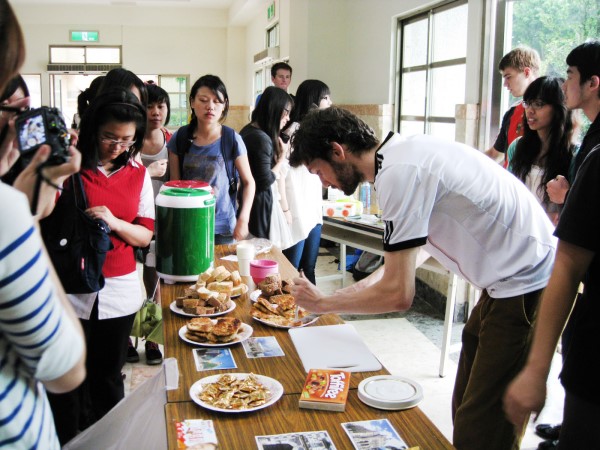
[50,73,102,128]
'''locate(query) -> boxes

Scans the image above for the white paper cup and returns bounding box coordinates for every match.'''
[236,243,255,277]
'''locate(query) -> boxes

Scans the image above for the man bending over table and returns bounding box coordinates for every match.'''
[289,107,556,450]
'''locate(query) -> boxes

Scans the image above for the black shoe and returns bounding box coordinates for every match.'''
[145,341,163,365]
[537,439,559,450]
[535,424,561,440]
[126,337,140,363]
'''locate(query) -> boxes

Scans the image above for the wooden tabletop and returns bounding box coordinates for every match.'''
[160,244,453,449]
[165,394,454,449]
[161,245,386,403]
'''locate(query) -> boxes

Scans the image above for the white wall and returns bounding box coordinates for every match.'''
[13,0,488,133]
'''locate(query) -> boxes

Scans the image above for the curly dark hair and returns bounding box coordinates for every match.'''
[510,76,578,201]
[78,87,147,170]
[289,106,379,167]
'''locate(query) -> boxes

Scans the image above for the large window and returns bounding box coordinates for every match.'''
[397,1,468,141]
[160,75,189,129]
[49,46,121,64]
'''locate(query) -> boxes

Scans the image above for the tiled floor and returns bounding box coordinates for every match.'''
[125,246,564,449]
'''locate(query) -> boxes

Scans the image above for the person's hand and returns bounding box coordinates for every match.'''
[503,368,547,430]
[147,158,168,178]
[86,205,118,231]
[233,219,249,242]
[290,276,326,313]
[13,144,81,218]
[546,175,570,205]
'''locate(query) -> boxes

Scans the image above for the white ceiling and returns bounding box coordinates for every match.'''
[10,0,235,7]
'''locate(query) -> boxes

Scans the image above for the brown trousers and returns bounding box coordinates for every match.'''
[452,289,542,450]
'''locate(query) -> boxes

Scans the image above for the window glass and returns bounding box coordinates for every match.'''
[85,47,120,64]
[430,65,466,117]
[402,19,428,67]
[397,0,467,140]
[400,71,426,116]
[431,3,468,62]
[50,47,85,63]
[400,120,425,136]
[160,75,189,128]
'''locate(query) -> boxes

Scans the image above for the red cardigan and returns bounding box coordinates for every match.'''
[80,163,154,277]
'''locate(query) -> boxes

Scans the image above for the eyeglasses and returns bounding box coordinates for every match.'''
[0,104,30,120]
[100,137,136,148]
[522,100,547,110]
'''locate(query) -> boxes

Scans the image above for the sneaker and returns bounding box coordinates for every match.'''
[145,341,163,365]
[126,337,140,363]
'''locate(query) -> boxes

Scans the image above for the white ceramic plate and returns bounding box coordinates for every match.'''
[251,314,319,329]
[230,283,249,298]
[249,289,261,302]
[189,373,283,413]
[178,321,253,347]
[170,300,236,318]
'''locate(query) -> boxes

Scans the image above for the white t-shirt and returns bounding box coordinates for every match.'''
[285,122,323,245]
[375,133,556,298]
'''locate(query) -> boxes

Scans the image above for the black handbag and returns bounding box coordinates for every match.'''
[40,173,113,294]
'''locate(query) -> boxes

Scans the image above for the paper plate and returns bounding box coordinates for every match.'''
[178,322,253,347]
[249,290,261,302]
[358,375,423,410]
[190,373,283,413]
[170,300,236,318]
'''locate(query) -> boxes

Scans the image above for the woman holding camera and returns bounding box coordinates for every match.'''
[1,1,86,448]
[46,87,155,444]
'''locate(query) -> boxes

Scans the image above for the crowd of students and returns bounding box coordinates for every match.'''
[2,0,599,447]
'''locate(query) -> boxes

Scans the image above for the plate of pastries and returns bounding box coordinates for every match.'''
[249,274,318,328]
[178,316,253,347]
[170,266,248,317]
[189,373,283,413]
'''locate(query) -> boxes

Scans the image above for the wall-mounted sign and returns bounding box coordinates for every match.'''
[70,31,99,42]
[267,2,275,21]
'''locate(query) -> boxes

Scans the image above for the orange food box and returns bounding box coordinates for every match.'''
[299,369,351,412]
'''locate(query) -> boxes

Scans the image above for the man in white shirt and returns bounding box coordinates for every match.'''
[289,107,556,450]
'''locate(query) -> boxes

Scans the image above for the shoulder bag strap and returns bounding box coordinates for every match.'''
[175,124,193,176]
[71,172,89,210]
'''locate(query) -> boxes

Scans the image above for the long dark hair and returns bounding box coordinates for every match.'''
[290,79,330,123]
[511,76,577,201]
[99,68,148,107]
[251,86,293,160]
[77,76,105,118]
[188,74,229,137]
[78,87,147,170]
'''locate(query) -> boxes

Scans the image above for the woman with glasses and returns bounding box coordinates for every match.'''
[46,87,154,444]
[507,76,579,225]
[240,86,293,244]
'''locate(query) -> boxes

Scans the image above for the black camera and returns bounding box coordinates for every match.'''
[15,106,70,166]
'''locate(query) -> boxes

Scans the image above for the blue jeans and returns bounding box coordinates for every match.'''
[283,223,322,285]
[215,233,234,245]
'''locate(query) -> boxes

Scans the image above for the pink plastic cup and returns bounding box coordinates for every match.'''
[249,259,279,285]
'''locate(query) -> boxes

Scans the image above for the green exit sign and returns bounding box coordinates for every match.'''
[70,31,99,42]
[267,2,275,20]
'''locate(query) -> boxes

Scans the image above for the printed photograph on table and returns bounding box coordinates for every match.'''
[242,336,285,358]
[193,347,237,371]
[175,419,218,449]
[342,419,408,450]
[256,430,337,450]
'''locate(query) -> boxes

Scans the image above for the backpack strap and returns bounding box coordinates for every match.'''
[175,124,193,176]
[220,125,239,208]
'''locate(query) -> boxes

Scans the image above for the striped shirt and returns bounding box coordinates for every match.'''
[1,183,84,449]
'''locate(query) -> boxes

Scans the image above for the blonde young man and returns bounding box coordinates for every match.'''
[485,46,541,166]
